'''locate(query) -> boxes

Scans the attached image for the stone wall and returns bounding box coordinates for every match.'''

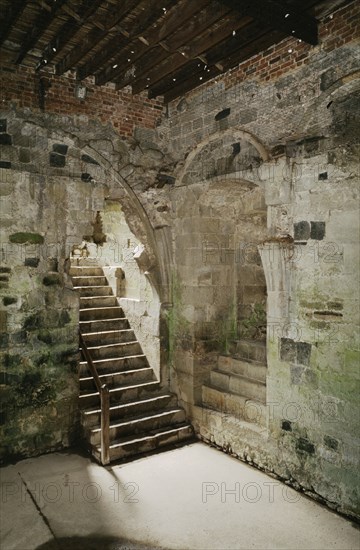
[0,0,358,520]
[0,109,167,462]
[157,1,360,518]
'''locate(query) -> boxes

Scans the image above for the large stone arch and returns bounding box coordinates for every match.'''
[6,110,173,303]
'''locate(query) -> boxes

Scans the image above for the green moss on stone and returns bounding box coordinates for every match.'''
[9,232,44,245]
[43,274,61,286]
[23,314,41,331]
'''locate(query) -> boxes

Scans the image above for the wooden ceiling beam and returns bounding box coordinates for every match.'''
[78,0,177,81]
[55,0,140,75]
[16,0,67,64]
[219,0,318,45]
[111,0,226,89]
[0,0,28,48]
[132,12,253,95]
[38,0,104,67]
[152,27,285,102]
[95,0,208,86]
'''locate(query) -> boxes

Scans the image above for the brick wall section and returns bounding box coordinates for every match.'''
[0,62,164,137]
[200,1,359,94]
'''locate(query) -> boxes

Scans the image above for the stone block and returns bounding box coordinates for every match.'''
[49,152,66,167]
[25,257,40,267]
[53,144,68,155]
[296,437,315,455]
[0,119,7,132]
[310,221,326,240]
[0,134,12,145]
[297,341,312,366]
[19,148,31,163]
[280,337,297,362]
[294,221,310,240]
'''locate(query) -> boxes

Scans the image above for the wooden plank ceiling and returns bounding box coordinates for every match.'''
[0,0,350,102]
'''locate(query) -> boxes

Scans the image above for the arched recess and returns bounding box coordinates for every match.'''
[170,128,272,412]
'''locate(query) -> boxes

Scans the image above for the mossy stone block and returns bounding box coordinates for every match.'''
[9,232,44,244]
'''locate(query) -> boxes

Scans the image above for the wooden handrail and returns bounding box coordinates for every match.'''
[79,332,110,466]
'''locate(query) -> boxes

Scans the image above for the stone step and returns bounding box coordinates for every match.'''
[72,275,108,286]
[79,306,124,321]
[229,339,267,363]
[202,385,266,427]
[79,380,161,408]
[218,355,267,384]
[82,329,136,346]
[70,267,104,277]
[89,408,186,446]
[74,285,113,297]
[79,366,155,391]
[81,393,178,428]
[93,424,194,463]
[84,341,142,360]
[210,369,266,403]
[80,295,118,309]
[79,318,130,333]
[79,354,149,376]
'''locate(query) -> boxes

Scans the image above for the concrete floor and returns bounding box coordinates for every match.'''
[0,442,359,550]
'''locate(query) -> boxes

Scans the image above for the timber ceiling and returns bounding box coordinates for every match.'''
[0,0,350,102]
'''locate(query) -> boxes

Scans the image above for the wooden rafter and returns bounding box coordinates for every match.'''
[219,0,318,45]
[38,0,104,67]
[16,0,67,64]
[0,0,28,48]
[131,12,253,95]
[55,0,141,75]
[161,29,285,102]
[94,0,210,86]
[78,0,177,81]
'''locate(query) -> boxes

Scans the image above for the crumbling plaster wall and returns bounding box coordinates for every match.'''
[155,3,360,518]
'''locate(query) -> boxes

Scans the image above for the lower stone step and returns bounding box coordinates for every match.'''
[82,329,136,346]
[93,424,194,463]
[80,306,124,321]
[81,393,178,428]
[79,380,161,408]
[79,366,155,391]
[228,339,267,363]
[70,267,104,277]
[79,354,149,376]
[210,369,266,403]
[74,285,113,297]
[79,318,130,333]
[80,295,118,308]
[89,408,186,446]
[84,341,142,360]
[202,385,266,427]
[72,275,108,286]
[218,355,267,383]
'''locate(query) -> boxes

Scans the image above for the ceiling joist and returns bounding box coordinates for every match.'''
[219,0,318,45]
[0,0,335,102]
[16,0,68,65]
[0,0,27,48]
[96,0,211,86]
[37,0,104,68]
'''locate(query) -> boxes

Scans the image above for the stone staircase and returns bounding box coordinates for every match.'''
[70,263,194,463]
[202,339,267,427]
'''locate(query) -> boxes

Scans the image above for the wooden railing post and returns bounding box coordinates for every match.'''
[100,385,110,465]
[79,332,110,466]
